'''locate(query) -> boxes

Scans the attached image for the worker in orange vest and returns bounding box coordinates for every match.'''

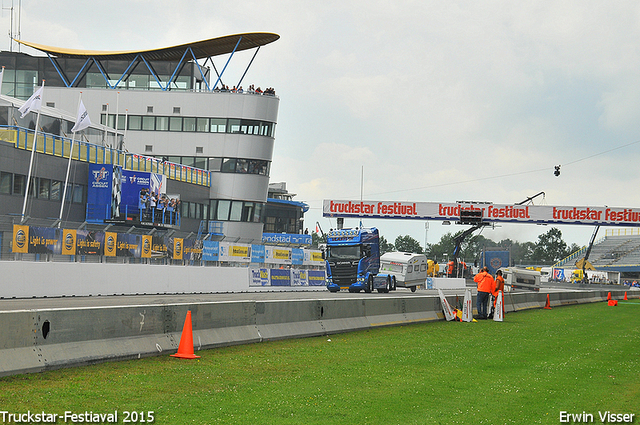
[489,269,505,319]
[474,266,495,319]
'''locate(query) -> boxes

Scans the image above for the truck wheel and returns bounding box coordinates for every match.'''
[385,276,391,293]
[390,276,396,291]
[411,286,417,293]
[365,275,373,293]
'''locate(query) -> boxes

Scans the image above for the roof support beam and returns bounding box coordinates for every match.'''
[211,36,242,92]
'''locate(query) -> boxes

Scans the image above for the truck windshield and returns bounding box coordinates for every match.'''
[328,245,361,260]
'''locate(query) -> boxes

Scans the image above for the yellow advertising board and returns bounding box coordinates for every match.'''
[141,235,152,259]
[104,232,117,257]
[61,229,77,256]
[231,245,249,257]
[173,238,183,260]
[12,225,28,253]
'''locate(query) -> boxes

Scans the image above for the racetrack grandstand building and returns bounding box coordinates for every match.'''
[0,33,280,242]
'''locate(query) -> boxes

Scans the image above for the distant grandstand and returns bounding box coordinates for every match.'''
[555,229,640,277]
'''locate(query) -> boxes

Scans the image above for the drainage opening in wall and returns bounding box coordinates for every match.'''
[320,306,324,318]
[42,320,50,339]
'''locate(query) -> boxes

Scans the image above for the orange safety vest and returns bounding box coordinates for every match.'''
[474,271,495,293]
[493,275,505,296]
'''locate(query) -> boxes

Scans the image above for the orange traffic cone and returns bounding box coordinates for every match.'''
[607,292,611,301]
[624,292,628,300]
[171,310,200,359]
[608,299,618,306]
[544,294,552,309]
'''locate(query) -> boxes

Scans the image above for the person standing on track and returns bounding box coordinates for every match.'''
[489,269,505,319]
[474,266,495,319]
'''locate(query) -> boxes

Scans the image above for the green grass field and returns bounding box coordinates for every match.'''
[1,299,639,424]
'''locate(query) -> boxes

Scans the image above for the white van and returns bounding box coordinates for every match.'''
[380,252,428,292]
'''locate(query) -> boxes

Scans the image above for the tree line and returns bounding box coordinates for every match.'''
[313,227,581,266]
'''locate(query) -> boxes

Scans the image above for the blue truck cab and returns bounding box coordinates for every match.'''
[325,227,394,293]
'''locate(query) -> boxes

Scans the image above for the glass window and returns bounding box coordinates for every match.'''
[208,200,217,220]
[210,118,226,133]
[38,178,50,199]
[128,115,142,130]
[236,159,249,173]
[217,200,230,220]
[203,204,209,221]
[181,201,189,218]
[72,184,84,204]
[209,157,222,171]
[221,158,236,173]
[242,202,254,222]
[116,115,126,131]
[142,116,155,130]
[181,157,195,167]
[169,117,182,131]
[156,116,169,131]
[229,201,242,221]
[196,117,209,132]
[183,117,196,132]
[194,157,206,170]
[228,119,242,134]
[50,180,61,201]
[0,172,11,194]
[12,174,25,196]
[189,202,196,218]
[253,203,263,223]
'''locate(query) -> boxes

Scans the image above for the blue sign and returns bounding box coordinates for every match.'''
[483,250,510,275]
[292,248,304,265]
[308,270,326,286]
[87,164,114,221]
[262,233,312,245]
[251,244,265,263]
[202,240,220,261]
[270,268,291,286]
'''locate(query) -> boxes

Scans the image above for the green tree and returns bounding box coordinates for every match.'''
[311,231,326,249]
[394,235,423,254]
[379,236,395,255]
[425,232,455,262]
[531,227,568,264]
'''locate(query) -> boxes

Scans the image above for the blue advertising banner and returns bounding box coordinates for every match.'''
[483,250,510,275]
[202,240,220,261]
[87,164,114,221]
[76,230,104,256]
[28,227,61,254]
[262,233,312,245]
[308,270,326,286]
[270,268,291,286]
[116,233,141,257]
[251,244,265,263]
[292,248,304,265]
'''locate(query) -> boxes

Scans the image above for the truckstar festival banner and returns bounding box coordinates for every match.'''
[323,200,640,227]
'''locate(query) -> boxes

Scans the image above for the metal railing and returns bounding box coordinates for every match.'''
[0,125,211,187]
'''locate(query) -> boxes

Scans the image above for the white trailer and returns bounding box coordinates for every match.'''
[498,267,541,292]
[380,252,428,292]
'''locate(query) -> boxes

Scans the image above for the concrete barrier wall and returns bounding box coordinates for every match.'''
[0,261,328,298]
[0,289,632,377]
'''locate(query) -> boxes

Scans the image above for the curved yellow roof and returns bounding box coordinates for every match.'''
[15,32,279,61]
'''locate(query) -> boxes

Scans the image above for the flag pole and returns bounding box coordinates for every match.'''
[59,92,82,226]
[21,79,45,223]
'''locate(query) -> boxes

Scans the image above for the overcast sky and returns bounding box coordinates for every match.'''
[6,1,640,251]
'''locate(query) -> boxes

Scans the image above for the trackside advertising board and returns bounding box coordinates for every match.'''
[323,200,640,227]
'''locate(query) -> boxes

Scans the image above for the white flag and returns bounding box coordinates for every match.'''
[18,85,44,118]
[71,100,91,132]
